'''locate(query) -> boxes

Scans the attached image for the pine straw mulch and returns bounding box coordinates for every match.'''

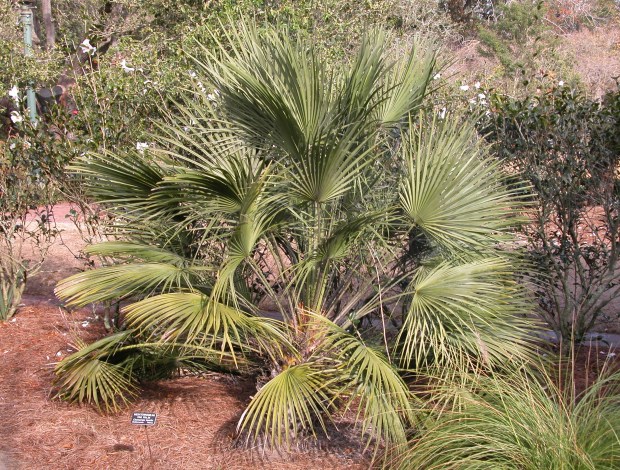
[0,300,370,470]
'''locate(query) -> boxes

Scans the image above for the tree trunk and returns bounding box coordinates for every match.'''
[41,0,56,49]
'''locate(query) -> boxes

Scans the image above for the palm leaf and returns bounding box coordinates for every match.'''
[70,150,168,210]
[123,292,286,360]
[395,258,535,369]
[237,363,335,447]
[375,39,437,126]
[84,241,189,265]
[320,318,416,447]
[55,262,197,307]
[53,330,138,411]
[399,114,525,253]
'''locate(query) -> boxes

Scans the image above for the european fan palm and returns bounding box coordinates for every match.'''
[54,23,534,449]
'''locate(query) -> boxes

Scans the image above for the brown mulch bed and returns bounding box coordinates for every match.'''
[0,302,369,470]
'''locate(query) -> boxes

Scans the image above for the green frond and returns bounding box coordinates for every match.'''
[123,292,285,359]
[237,363,335,447]
[322,321,415,447]
[70,150,169,209]
[84,242,189,265]
[396,258,535,369]
[375,40,437,126]
[54,330,138,411]
[199,22,331,157]
[55,262,197,307]
[151,150,269,217]
[399,114,525,253]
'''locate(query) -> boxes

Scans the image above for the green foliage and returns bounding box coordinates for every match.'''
[52,22,534,450]
[387,363,620,469]
[477,1,552,74]
[481,83,620,347]
[0,116,69,320]
[0,2,63,95]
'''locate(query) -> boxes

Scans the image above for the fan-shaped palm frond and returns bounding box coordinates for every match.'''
[400,114,525,253]
[319,317,416,447]
[396,258,533,369]
[374,39,437,127]
[70,150,169,210]
[237,363,336,447]
[53,330,138,411]
[55,262,199,306]
[123,292,287,360]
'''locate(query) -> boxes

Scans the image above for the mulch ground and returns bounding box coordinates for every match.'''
[0,302,369,470]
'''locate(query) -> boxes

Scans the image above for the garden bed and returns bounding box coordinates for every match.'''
[0,204,368,469]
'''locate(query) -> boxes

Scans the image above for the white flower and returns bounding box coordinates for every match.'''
[79,39,96,56]
[188,70,197,78]
[9,142,16,150]
[433,73,441,80]
[120,59,135,73]
[136,142,149,153]
[196,81,206,92]
[23,141,31,149]
[459,85,469,91]
[438,107,446,120]
[469,98,477,104]
[207,93,217,101]
[474,82,481,89]
[478,93,486,99]
[10,111,23,123]
[8,85,19,102]
[558,80,564,87]
[81,321,90,328]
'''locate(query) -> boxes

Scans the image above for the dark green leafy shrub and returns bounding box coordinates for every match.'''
[481,83,620,347]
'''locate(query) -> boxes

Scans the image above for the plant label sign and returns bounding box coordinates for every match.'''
[131,412,157,426]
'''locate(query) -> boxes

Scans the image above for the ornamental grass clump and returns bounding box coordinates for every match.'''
[388,363,620,469]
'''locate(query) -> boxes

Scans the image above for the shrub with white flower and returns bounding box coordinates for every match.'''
[136,142,149,153]
[8,86,20,103]
[80,39,96,56]
[10,111,23,124]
